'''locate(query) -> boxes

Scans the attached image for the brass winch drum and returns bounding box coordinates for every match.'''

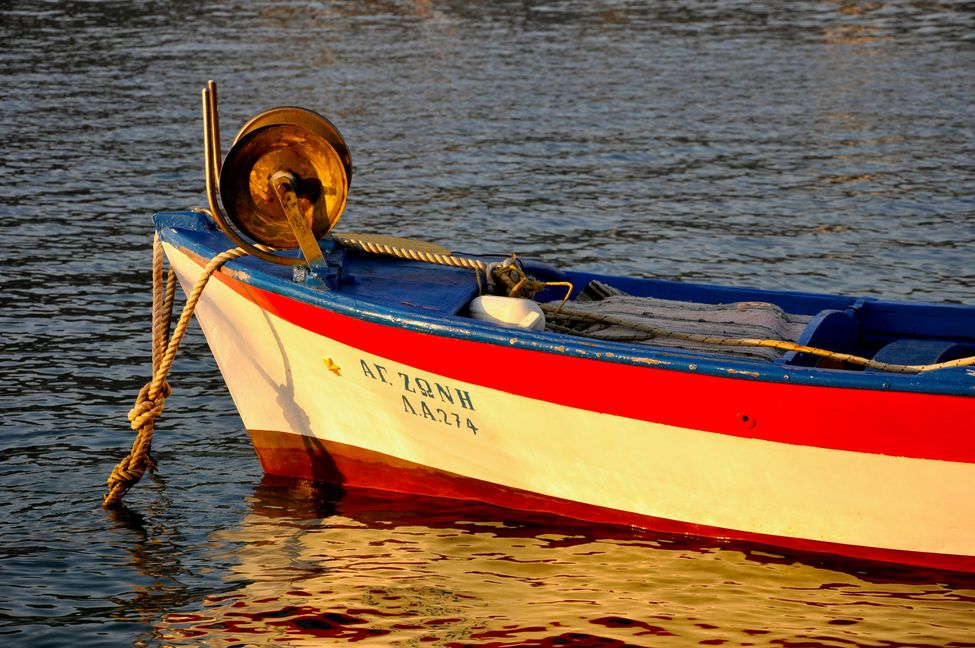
[219,107,352,249]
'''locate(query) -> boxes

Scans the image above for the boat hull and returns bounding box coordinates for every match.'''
[163,240,975,573]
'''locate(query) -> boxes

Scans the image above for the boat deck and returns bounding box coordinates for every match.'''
[157,210,975,386]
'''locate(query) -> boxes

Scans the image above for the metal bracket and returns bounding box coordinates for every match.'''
[270,170,345,289]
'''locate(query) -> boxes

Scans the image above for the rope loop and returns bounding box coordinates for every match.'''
[103,235,245,508]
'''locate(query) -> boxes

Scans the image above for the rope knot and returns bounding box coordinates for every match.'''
[127,381,172,431]
[488,256,546,299]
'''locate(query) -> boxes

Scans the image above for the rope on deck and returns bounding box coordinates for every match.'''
[541,302,975,374]
[335,234,488,272]
[103,235,245,508]
[333,236,975,374]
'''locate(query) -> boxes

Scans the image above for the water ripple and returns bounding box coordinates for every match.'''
[2,0,974,645]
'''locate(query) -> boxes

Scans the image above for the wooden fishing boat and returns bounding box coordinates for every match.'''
[147,83,975,572]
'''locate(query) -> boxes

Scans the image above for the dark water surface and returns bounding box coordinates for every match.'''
[2,1,974,646]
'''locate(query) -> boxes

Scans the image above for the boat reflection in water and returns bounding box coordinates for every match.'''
[153,477,975,646]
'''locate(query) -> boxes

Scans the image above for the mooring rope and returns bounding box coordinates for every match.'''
[541,303,975,374]
[103,235,246,507]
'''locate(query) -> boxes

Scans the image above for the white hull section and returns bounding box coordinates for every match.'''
[167,244,975,561]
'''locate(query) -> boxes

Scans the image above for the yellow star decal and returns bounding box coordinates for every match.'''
[322,357,341,376]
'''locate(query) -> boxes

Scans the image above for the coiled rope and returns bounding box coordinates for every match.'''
[103,235,245,507]
[542,302,975,374]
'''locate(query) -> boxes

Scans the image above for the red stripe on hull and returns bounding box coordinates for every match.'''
[248,428,975,574]
[200,258,975,463]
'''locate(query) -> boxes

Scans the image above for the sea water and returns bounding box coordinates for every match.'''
[1,1,974,645]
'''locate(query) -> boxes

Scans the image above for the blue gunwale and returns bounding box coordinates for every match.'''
[154,211,975,397]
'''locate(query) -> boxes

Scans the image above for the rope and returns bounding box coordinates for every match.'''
[541,303,975,374]
[335,234,487,272]
[334,237,573,304]
[103,235,246,507]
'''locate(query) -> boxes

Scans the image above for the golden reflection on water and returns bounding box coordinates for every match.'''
[154,480,975,646]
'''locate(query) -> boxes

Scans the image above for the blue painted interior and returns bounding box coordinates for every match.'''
[869,340,975,370]
[783,309,862,368]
